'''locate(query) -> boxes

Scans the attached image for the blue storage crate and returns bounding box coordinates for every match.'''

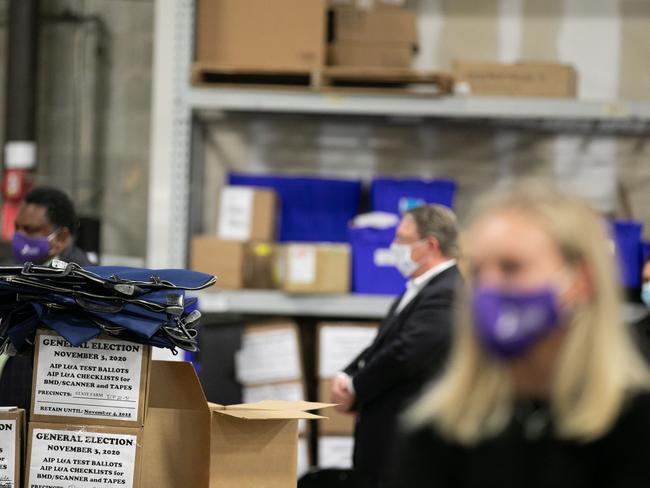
[350,226,406,296]
[229,174,362,242]
[642,241,650,267]
[612,220,643,288]
[370,178,457,215]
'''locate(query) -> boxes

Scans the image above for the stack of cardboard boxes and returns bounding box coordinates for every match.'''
[195,0,327,73]
[0,407,24,488]
[191,185,351,295]
[19,329,330,487]
[26,330,151,487]
[328,4,418,69]
[316,322,379,468]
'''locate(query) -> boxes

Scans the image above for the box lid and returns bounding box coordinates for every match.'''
[209,400,335,420]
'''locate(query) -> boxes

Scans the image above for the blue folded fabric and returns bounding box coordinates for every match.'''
[0,263,215,353]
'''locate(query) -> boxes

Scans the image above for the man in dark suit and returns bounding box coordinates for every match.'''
[0,186,91,412]
[331,204,462,487]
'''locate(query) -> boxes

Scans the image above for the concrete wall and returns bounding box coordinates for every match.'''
[1,0,152,260]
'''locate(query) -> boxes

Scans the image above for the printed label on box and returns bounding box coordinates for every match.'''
[235,328,301,384]
[373,248,396,267]
[319,326,378,377]
[288,246,316,284]
[33,335,145,422]
[0,420,16,488]
[27,427,137,488]
[218,187,254,241]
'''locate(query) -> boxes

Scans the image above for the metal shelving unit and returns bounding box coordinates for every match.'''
[148,1,650,312]
[188,87,650,121]
[196,290,393,319]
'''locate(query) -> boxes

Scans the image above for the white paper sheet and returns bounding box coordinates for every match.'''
[33,335,145,423]
[218,186,254,241]
[235,328,302,384]
[27,427,137,488]
[318,436,354,469]
[288,245,317,285]
[0,420,16,488]
[319,326,378,377]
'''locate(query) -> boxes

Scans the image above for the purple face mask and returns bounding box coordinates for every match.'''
[471,285,561,360]
[11,232,53,264]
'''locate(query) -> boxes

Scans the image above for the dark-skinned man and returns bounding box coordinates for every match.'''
[331,204,462,488]
[0,186,91,411]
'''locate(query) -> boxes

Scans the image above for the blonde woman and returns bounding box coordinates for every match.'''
[393,182,650,487]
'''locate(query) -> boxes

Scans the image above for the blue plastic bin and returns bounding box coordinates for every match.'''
[349,226,406,296]
[612,220,643,288]
[229,174,362,242]
[370,178,457,215]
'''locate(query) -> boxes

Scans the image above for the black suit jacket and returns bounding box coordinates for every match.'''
[343,264,461,486]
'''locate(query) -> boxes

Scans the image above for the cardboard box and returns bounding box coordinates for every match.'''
[26,422,143,488]
[330,5,417,45]
[218,186,277,242]
[141,360,211,488]
[141,360,331,488]
[235,322,303,385]
[209,400,329,488]
[196,0,327,71]
[191,238,276,290]
[318,378,356,435]
[31,330,151,427]
[243,380,308,435]
[328,42,413,68]
[453,62,577,98]
[318,436,354,469]
[0,408,24,488]
[276,243,351,294]
[317,322,379,378]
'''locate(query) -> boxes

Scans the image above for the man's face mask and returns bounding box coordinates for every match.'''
[642,282,650,308]
[390,240,426,278]
[12,230,59,264]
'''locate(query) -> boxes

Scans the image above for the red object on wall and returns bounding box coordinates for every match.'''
[1,168,31,240]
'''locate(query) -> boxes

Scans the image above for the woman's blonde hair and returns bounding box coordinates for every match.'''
[408,180,650,445]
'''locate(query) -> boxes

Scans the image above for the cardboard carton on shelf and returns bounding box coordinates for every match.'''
[330,4,417,45]
[0,407,24,488]
[453,61,577,98]
[235,321,303,386]
[191,238,277,290]
[328,42,413,69]
[30,330,151,427]
[196,0,327,72]
[218,186,278,242]
[276,243,351,294]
